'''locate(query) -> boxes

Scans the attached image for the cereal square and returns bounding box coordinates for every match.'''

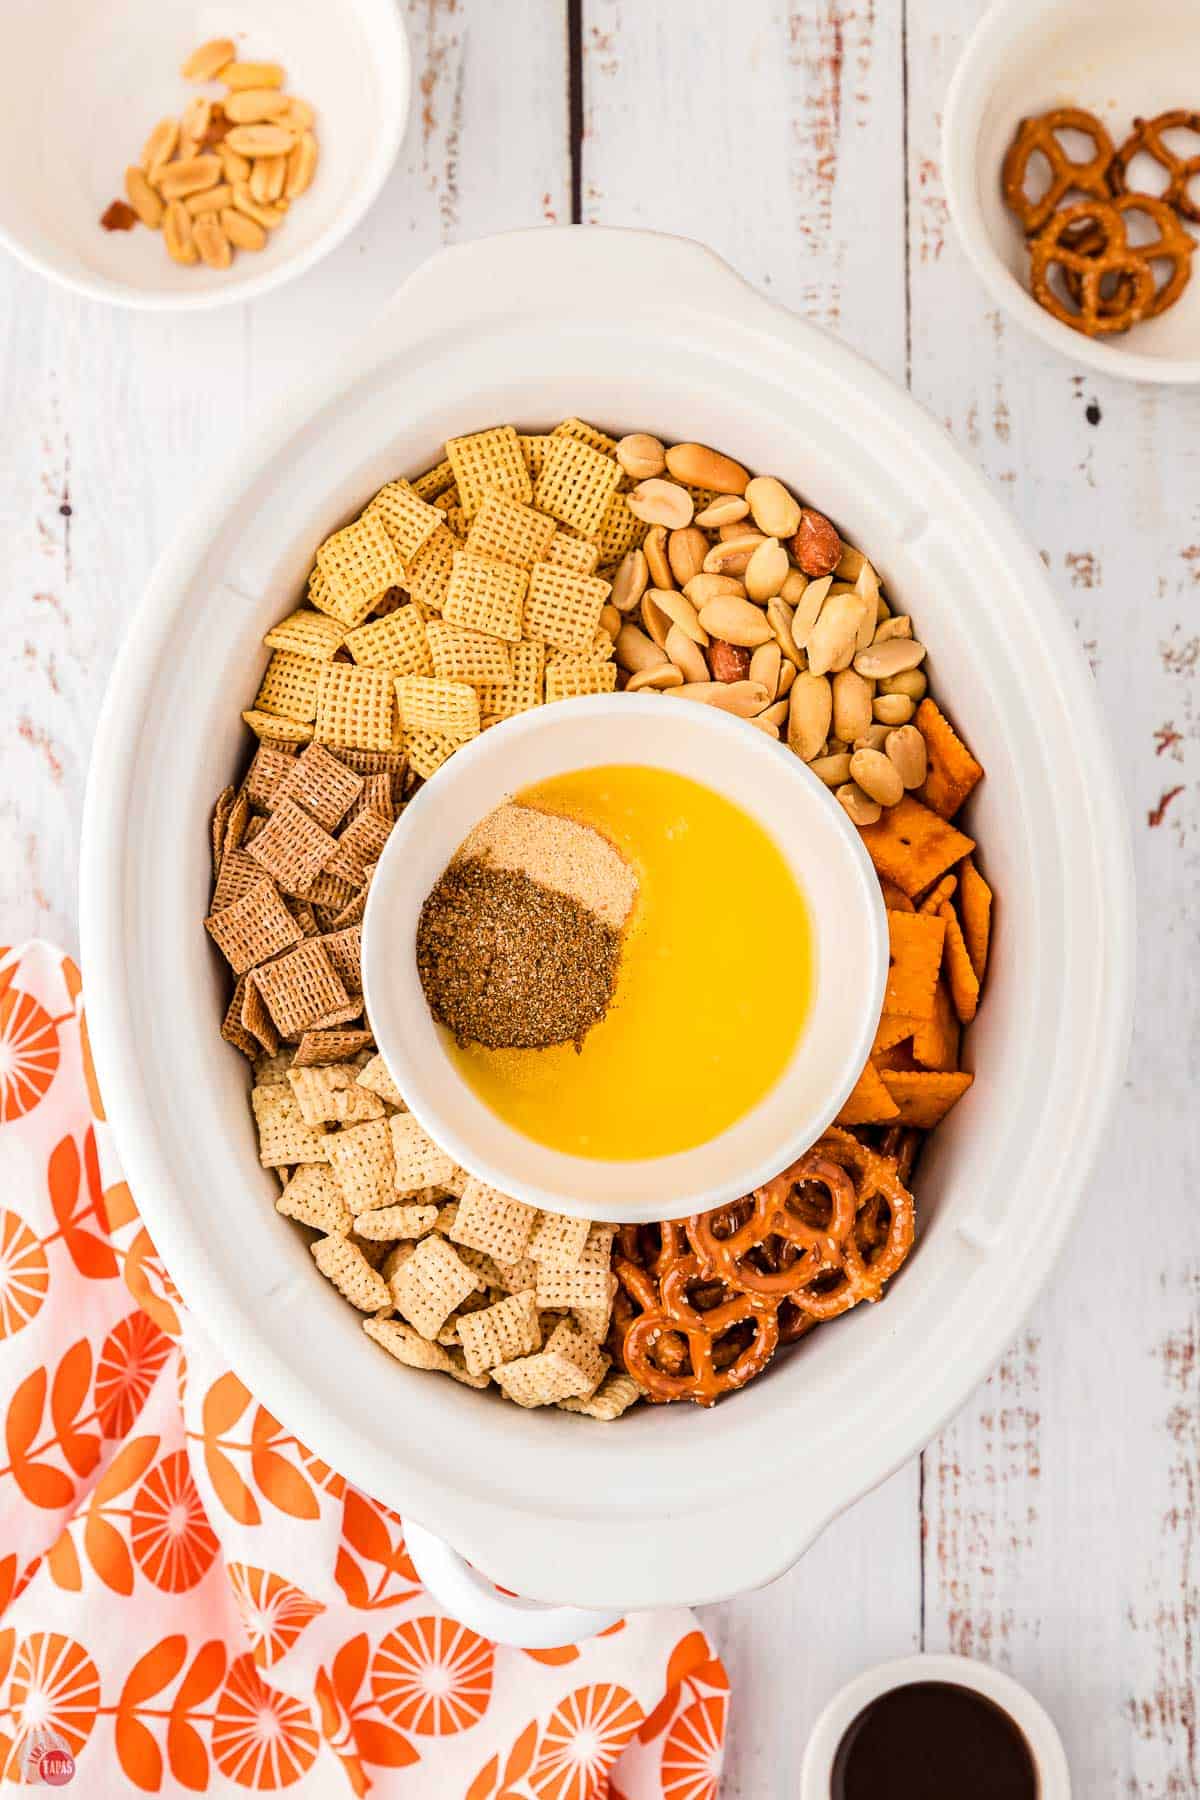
[246,799,338,896]
[477,639,544,719]
[591,487,647,563]
[327,1117,396,1211]
[366,479,444,561]
[559,1370,641,1420]
[357,1053,405,1108]
[544,1318,608,1394]
[242,709,313,745]
[345,606,433,680]
[465,491,557,570]
[312,1233,391,1311]
[276,1164,353,1233]
[364,1315,455,1371]
[544,656,618,702]
[394,675,480,737]
[264,607,346,661]
[528,1210,590,1266]
[293,1027,376,1066]
[274,742,364,833]
[325,810,392,887]
[391,1234,479,1339]
[287,1063,385,1126]
[427,620,513,687]
[319,924,364,995]
[449,1175,537,1265]
[443,551,528,643]
[251,1082,330,1166]
[533,435,622,537]
[352,1202,440,1241]
[535,1257,614,1315]
[493,1350,592,1408]
[403,524,459,614]
[458,1290,541,1375]
[205,877,302,975]
[543,530,602,576]
[446,426,532,517]
[389,1114,458,1192]
[254,650,322,722]
[552,416,618,456]
[412,459,456,502]
[524,563,611,655]
[406,731,469,779]
[314,662,398,754]
[316,509,404,617]
[253,939,353,1038]
[242,745,299,811]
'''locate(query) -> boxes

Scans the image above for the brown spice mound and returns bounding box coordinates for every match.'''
[416,858,620,1051]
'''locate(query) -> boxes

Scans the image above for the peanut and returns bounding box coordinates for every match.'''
[787,671,833,761]
[708,640,752,683]
[124,166,163,229]
[614,624,668,674]
[745,475,802,540]
[627,479,694,530]
[611,549,649,614]
[880,667,927,701]
[806,592,861,677]
[788,573,832,653]
[665,625,710,685]
[767,596,802,668]
[684,573,745,607]
[598,604,621,638]
[790,507,842,578]
[885,724,928,789]
[627,663,683,692]
[836,782,883,827]
[159,155,222,200]
[831,669,874,743]
[140,117,179,177]
[224,88,293,125]
[749,641,782,698]
[645,588,707,647]
[694,495,749,529]
[874,614,913,642]
[643,525,674,591]
[163,200,197,264]
[853,638,927,679]
[185,184,234,216]
[224,123,297,158]
[809,752,853,788]
[670,680,769,717]
[849,747,904,807]
[193,213,232,270]
[668,526,708,587]
[181,38,236,80]
[250,154,288,204]
[220,61,286,89]
[664,442,750,494]
[702,533,764,577]
[873,694,915,725]
[697,596,773,648]
[616,433,666,481]
[744,536,789,602]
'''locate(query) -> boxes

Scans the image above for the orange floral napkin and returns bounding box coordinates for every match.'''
[0,942,727,1796]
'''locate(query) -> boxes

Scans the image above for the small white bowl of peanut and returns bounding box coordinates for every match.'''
[0,0,409,309]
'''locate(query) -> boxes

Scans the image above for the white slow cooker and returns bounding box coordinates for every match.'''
[80,228,1133,1640]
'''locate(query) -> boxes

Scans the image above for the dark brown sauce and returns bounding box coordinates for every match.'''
[831,1681,1038,1799]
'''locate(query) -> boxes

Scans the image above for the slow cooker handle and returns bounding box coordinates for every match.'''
[403,1522,623,1649]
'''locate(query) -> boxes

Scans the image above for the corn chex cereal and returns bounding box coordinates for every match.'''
[443,550,528,643]
[264,608,346,661]
[545,657,618,702]
[519,434,551,480]
[493,1349,593,1408]
[457,1290,540,1375]
[402,524,459,615]
[245,799,338,897]
[524,564,611,656]
[391,1234,479,1339]
[544,1318,608,1393]
[543,530,602,576]
[553,416,619,457]
[314,662,397,753]
[242,709,313,745]
[356,1053,405,1108]
[559,1370,642,1420]
[205,877,302,975]
[276,1164,353,1234]
[345,605,433,680]
[352,1202,440,1241]
[254,651,322,722]
[390,1113,458,1192]
[366,480,443,561]
[251,1083,330,1166]
[253,939,355,1037]
[446,426,532,517]
[528,1210,590,1266]
[424,619,511,688]
[274,743,364,833]
[465,491,557,570]
[533,435,622,538]
[316,509,404,618]
[413,459,455,502]
[287,1063,385,1126]
[591,487,647,563]
[394,674,480,737]
[312,1234,391,1312]
[407,731,471,780]
[327,1117,396,1211]
[477,639,545,720]
[449,1175,537,1266]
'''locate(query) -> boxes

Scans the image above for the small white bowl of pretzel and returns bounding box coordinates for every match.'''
[0,0,409,308]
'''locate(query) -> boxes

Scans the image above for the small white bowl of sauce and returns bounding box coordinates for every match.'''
[362,693,888,1225]
[801,1653,1071,1799]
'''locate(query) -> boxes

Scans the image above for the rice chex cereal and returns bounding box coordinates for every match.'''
[326,1117,396,1211]
[391,1235,479,1339]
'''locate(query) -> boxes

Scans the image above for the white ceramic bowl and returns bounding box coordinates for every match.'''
[0,0,409,309]
[363,695,888,1225]
[944,0,1200,382]
[800,1655,1071,1797]
[80,228,1133,1624]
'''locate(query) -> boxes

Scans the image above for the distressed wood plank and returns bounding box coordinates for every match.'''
[908,6,1200,1796]
[0,0,568,954]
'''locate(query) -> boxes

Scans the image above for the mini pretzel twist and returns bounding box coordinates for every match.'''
[620,1256,780,1406]
[1030,196,1192,335]
[1110,111,1200,224]
[1001,108,1116,235]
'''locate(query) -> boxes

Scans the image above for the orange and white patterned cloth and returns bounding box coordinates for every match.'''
[0,942,728,1796]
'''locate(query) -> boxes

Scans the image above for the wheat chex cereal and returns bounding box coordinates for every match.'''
[263,607,346,661]
[524,563,611,656]
[543,530,602,576]
[314,662,397,753]
[356,1053,405,1108]
[276,1164,354,1234]
[352,1201,440,1241]
[293,1027,375,1067]
[559,1370,642,1420]
[528,1210,590,1266]
[312,1234,391,1312]
[493,1349,593,1409]
[318,927,364,999]
[457,1289,541,1375]
[545,657,619,702]
[326,809,392,887]
[545,1318,609,1393]
[448,1175,538,1265]
[254,650,323,722]
[245,798,338,896]
[446,426,532,517]
[271,742,363,833]
[443,550,528,643]
[533,435,622,538]
[465,490,557,570]
[394,674,480,737]
[205,876,302,975]
[366,479,444,561]
[240,976,281,1055]
[252,1082,330,1166]
[253,938,355,1038]
[242,744,298,811]
[287,1063,384,1126]
[390,1113,458,1192]
[391,1234,479,1339]
[345,605,433,680]
[326,1117,396,1211]
[221,977,259,1058]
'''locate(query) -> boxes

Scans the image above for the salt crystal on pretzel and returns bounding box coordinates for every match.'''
[312,1234,391,1312]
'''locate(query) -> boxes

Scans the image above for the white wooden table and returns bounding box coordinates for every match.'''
[2,4,1197,1792]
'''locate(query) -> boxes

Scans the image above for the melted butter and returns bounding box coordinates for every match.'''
[446,764,814,1160]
